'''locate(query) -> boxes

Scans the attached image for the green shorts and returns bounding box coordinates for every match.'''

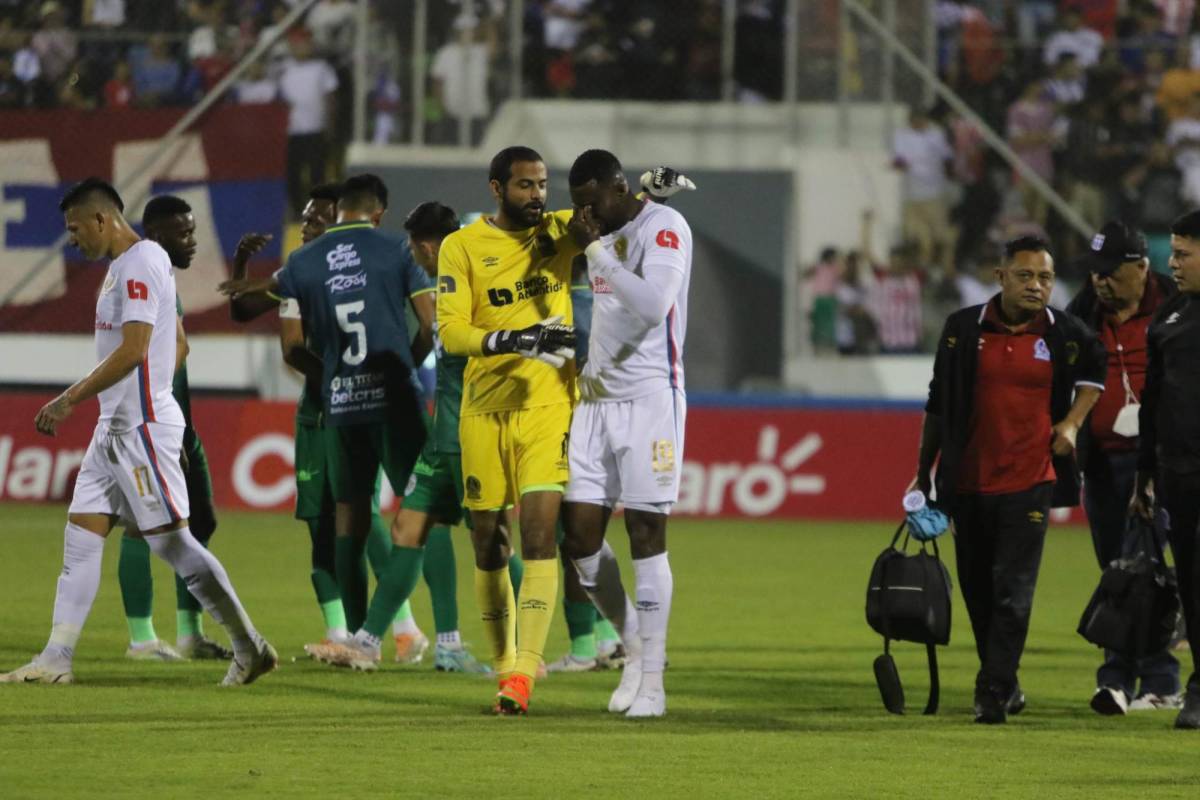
[324,416,425,504]
[402,445,466,526]
[294,418,333,521]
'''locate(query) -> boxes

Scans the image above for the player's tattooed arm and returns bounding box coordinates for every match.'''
[35,321,154,436]
[224,232,278,322]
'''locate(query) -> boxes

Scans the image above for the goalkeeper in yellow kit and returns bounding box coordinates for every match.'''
[437,146,579,714]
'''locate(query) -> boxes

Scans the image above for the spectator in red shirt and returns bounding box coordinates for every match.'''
[915,235,1107,724]
[1067,221,1181,715]
[103,59,133,108]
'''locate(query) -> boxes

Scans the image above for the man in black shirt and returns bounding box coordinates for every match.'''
[1134,210,1200,729]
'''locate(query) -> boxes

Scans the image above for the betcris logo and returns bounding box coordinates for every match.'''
[326,243,361,271]
[326,272,366,294]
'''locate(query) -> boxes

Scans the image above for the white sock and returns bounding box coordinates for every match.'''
[144,527,258,661]
[41,523,106,665]
[573,540,639,648]
[326,626,350,642]
[437,630,462,648]
[352,629,382,652]
[633,552,672,676]
[393,616,420,636]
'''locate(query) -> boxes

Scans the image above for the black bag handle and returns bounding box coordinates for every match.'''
[1130,512,1168,570]
[875,517,941,715]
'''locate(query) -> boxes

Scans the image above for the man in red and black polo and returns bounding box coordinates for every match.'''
[914,235,1106,724]
[1067,221,1180,716]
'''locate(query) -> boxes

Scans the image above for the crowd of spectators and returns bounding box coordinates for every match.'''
[809,1,1200,354]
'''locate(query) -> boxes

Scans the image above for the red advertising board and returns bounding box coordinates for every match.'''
[0,392,1085,522]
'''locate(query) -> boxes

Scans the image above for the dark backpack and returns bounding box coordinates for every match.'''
[1078,515,1179,658]
[866,521,953,715]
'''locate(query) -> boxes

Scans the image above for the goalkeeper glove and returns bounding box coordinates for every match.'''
[484,315,576,368]
[640,167,697,201]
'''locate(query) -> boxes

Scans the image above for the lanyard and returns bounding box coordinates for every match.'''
[1114,340,1138,406]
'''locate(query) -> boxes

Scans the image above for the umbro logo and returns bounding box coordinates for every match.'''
[482,256,500,267]
[636,600,661,612]
[521,599,549,612]
[1028,511,1045,524]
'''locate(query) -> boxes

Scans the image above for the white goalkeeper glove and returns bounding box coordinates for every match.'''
[483,314,576,368]
[640,167,697,202]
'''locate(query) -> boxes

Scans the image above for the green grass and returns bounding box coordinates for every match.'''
[0,502,1195,798]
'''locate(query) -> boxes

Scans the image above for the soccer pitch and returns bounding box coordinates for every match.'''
[0,503,1195,799]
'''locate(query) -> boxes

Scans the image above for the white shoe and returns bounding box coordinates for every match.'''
[394,631,429,665]
[177,636,234,661]
[1090,686,1128,716]
[595,641,626,670]
[626,687,667,718]
[1129,692,1185,711]
[608,651,643,712]
[0,658,74,684]
[546,653,598,673]
[221,640,278,686]
[125,640,185,662]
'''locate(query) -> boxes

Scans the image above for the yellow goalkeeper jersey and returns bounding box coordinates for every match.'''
[437,210,578,415]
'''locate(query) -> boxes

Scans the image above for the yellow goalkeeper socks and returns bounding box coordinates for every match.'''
[474,565,517,675]
[514,558,558,680]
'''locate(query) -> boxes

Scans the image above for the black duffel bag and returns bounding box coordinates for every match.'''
[1078,514,1179,659]
[866,520,953,715]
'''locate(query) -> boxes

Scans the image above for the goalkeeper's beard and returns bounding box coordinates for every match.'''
[501,194,543,228]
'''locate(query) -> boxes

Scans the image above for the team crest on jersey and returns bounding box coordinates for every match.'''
[1033,338,1051,362]
[591,275,613,294]
[614,236,628,261]
[326,243,361,271]
[1066,341,1079,365]
[651,439,675,473]
[465,475,482,501]
[100,272,116,296]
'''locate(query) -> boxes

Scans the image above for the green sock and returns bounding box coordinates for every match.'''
[176,610,202,639]
[565,600,598,659]
[395,599,413,621]
[423,526,458,634]
[335,536,369,632]
[118,536,157,643]
[319,599,348,634]
[595,616,619,644]
[366,511,393,579]
[363,546,425,639]
[508,551,525,597]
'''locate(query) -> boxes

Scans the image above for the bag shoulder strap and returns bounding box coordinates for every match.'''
[923,642,940,715]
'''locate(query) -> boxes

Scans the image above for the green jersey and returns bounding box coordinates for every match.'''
[275,223,435,427]
[431,325,466,454]
[171,295,193,427]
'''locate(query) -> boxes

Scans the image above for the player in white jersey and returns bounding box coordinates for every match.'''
[562,151,693,718]
[0,179,275,686]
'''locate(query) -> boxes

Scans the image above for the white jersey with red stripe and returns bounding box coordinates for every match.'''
[93,239,184,431]
[580,201,691,402]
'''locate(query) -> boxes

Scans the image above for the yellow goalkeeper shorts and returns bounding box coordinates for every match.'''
[459,402,572,511]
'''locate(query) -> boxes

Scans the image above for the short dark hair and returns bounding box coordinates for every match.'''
[59,178,124,213]
[568,149,624,188]
[142,195,192,229]
[1171,210,1200,239]
[404,201,460,241]
[1004,235,1050,262]
[309,182,342,204]
[489,146,543,185]
[338,173,388,211]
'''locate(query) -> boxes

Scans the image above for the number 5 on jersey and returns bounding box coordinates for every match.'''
[336,301,366,365]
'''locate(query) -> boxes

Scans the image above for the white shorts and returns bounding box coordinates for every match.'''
[68,422,190,531]
[565,388,686,512]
